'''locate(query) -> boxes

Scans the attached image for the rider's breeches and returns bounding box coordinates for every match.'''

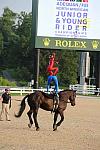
[53,76,59,94]
[47,75,59,94]
[47,76,52,93]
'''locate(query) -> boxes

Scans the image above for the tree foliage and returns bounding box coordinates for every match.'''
[0,7,80,87]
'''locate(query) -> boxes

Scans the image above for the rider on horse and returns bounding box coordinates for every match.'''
[47,52,59,111]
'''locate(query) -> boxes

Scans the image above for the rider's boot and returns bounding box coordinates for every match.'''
[53,94,59,112]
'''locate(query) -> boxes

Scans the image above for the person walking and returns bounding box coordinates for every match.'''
[0,88,11,121]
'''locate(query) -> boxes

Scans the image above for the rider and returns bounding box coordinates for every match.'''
[47,52,59,94]
[47,52,59,111]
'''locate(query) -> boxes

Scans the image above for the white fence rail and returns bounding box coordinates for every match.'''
[0,85,100,95]
[0,87,63,96]
[69,84,98,95]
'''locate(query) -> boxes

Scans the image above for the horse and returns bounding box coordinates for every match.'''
[15,89,76,131]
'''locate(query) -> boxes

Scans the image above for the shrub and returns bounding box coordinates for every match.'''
[0,77,16,86]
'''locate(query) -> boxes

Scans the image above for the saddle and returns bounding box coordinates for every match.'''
[42,91,59,112]
[42,92,54,99]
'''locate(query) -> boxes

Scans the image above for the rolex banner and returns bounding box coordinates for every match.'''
[35,0,100,51]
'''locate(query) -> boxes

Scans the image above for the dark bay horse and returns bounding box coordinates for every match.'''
[15,89,76,131]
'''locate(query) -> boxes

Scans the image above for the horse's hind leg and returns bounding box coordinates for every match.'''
[33,110,40,131]
[53,111,58,131]
[27,110,33,128]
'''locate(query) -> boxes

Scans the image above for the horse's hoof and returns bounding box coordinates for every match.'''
[36,127,40,131]
[53,125,57,131]
[53,128,57,131]
[28,123,32,128]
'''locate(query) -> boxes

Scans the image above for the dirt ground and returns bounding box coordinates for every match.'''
[0,95,100,150]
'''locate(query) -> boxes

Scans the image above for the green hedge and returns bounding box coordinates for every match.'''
[0,77,16,86]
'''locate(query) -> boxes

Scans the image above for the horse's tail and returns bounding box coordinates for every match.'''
[15,94,29,117]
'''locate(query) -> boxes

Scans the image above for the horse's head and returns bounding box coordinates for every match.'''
[69,90,76,106]
[60,89,76,106]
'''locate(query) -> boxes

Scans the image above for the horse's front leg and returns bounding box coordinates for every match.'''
[33,110,40,131]
[56,111,64,129]
[53,111,58,131]
[27,110,33,128]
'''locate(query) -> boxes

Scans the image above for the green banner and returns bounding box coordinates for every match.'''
[35,36,100,51]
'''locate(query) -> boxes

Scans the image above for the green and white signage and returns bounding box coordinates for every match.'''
[34,0,100,51]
